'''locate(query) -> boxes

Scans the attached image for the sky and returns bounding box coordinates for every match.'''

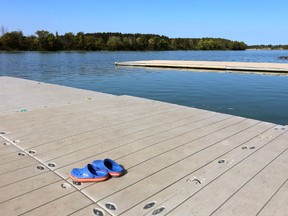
[0,0,287,45]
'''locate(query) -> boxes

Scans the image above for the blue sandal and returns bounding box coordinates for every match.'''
[70,164,109,182]
[92,158,124,177]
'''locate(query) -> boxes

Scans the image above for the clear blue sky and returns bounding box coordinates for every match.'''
[0,0,287,45]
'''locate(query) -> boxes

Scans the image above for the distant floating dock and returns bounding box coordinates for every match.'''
[116,60,288,73]
[1,76,288,215]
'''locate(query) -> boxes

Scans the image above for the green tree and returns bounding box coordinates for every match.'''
[148,37,158,50]
[107,36,123,50]
[25,35,39,50]
[35,30,50,50]
[122,37,135,50]
[61,32,75,50]
[54,32,62,50]
[47,33,56,50]
[1,31,25,50]
[0,30,249,51]
[85,35,96,50]
[35,30,61,51]
[136,36,147,50]
[75,32,85,50]
[94,37,105,50]
[230,41,247,50]
[158,38,169,50]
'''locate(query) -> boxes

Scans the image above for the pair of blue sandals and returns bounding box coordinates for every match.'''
[70,158,124,183]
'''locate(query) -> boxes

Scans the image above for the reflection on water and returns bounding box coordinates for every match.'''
[1,50,288,125]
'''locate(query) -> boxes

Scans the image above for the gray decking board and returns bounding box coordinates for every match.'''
[0,76,287,216]
[168,131,288,216]
[258,179,288,216]
[1,96,172,137]
[20,192,94,216]
[0,171,61,203]
[3,103,182,150]
[126,124,285,215]
[211,133,288,216]
[28,106,194,156]
[0,180,76,215]
[115,60,288,73]
[95,120,271,215]
[34,108,207,164]
[68,204,112,216]
[54,111,226,182]
[0,156,38,176]
[0,137,20,156]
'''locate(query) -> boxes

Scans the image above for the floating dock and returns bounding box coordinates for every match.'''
[115,60,288,73]
[0,76,287,216]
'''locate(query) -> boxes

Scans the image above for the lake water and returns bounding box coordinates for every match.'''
[1,50,288,125]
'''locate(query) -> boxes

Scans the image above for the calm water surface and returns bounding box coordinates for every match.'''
[1,50,288,125]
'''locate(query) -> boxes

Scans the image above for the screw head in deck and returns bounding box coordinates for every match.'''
[144,202,156,209]
[105,203,116,210]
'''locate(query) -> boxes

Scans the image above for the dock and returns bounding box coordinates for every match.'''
[0,76,288,216]
[115,60,288,73]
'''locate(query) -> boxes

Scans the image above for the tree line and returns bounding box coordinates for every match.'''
[0,30,248,51]
[248,44,288,50]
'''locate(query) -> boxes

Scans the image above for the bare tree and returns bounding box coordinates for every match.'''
[0,25,8,36]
